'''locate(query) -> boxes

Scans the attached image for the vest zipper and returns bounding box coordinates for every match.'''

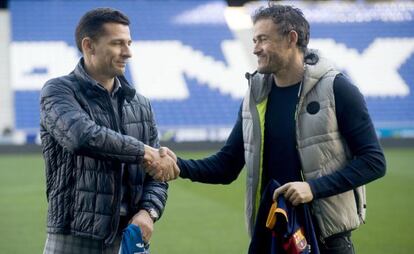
[294,81,306,181]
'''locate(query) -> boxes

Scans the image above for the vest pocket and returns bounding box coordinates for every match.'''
[312,190,361,239]
[354,186,366,224]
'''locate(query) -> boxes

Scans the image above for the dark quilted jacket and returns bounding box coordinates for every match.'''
[40,59,168,245]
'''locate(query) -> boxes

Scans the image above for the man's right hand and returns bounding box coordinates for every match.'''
[143,145,180,182]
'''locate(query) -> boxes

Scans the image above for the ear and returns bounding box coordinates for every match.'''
[287,30,298,48]
[81,37,95,55]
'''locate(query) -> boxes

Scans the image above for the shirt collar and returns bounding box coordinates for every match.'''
[110,77,122,98]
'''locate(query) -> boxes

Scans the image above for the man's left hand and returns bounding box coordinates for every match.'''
[130,210,154,243]
[273,182,314,206]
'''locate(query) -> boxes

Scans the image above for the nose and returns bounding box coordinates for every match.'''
[122,44,132,58]
[253,43,261,56]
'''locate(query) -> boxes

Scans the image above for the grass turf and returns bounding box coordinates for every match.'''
[0,148,412,253]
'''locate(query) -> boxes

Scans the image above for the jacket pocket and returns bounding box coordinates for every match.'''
[312,190,361,239]
[354,186,366,224]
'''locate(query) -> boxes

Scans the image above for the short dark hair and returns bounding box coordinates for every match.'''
[75,7,130,53]
[252,4,310,53]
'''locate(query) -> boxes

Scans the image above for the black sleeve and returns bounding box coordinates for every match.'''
[40,80,145,163]
[177,104,245,184]
[308,74,386,199]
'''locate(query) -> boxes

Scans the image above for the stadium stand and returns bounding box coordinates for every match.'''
[5,0,414,143]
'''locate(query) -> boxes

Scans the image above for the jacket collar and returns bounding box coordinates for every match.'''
[73,58,136,102]
[247,72,272,104]
[301,49,335,98]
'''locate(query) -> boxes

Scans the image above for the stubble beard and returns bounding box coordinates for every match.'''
[111,64,126,77]
[257,61,277,74]
[257,55,279,74]
[257,65,273,74]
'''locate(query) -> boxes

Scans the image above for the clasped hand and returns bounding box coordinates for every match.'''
[143,145,179,182]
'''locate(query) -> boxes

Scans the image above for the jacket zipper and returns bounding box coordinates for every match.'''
[104,92,122,245]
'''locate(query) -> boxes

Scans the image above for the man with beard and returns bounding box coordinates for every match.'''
[167,4,386,253]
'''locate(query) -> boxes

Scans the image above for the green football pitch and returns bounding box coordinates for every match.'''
[0,148,413,253]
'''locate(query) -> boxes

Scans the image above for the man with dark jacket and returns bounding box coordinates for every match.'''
[40,8,179,253]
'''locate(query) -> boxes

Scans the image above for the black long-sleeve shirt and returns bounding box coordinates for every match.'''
[178,74,386,199]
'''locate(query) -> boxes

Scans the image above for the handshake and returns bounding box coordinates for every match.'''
[143,145,180,182]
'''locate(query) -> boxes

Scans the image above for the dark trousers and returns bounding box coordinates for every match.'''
[312,214,355,254]
[317,231,355,254]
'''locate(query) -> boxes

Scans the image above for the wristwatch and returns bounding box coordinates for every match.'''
[145,208,159,222]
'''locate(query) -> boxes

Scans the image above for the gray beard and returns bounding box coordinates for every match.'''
[257,66,274,74]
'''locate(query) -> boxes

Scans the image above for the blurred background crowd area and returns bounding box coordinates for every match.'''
[0,0,413,148]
